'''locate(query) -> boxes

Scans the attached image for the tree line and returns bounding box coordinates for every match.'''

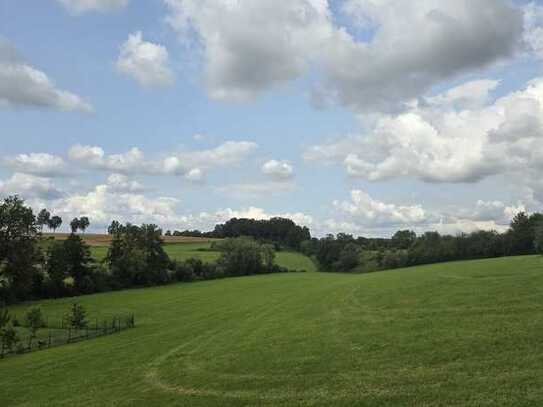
[0,196,298,304]
[3,193,543,303]
[301,212,543,272]
[161,217,311,250]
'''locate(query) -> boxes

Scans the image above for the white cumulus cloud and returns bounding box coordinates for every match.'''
[0,173,63,200]
[116,31,174,88]
[305,77,543,195]
[164,0,523,113]
[261,160,294,180]
[3,153,67,177]
[0,38,92,112]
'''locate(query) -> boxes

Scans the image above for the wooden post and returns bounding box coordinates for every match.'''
[48,331,52,347]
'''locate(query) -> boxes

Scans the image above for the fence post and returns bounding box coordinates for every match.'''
[48,331,52,348]
[1,339,4,359]
[68,328,71,343]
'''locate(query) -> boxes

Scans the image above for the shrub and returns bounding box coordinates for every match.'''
[64,303,87,330]
[1,323,19,355]
[217,237,264,276]
[335,243,361,272]
[24,306,45,347]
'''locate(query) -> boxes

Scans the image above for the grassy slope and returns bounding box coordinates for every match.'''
[3,255,543,406]
[90,243,316,272]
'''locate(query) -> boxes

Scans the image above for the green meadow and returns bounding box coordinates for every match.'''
[3,255,543,406]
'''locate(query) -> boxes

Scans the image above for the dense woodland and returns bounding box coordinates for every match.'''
[1,195,543,304]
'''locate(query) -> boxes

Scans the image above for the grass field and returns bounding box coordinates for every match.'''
[89,242,316,272]
[3,255,543,406]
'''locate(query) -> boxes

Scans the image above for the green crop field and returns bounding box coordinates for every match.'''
[3,255,543,406]
[90,242,316,272]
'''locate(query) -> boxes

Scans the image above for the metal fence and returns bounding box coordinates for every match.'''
[0,313,135,359]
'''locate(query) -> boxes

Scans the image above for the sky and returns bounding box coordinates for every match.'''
[1,0,543,237]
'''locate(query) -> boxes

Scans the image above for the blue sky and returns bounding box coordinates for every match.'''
[1,0,543,236]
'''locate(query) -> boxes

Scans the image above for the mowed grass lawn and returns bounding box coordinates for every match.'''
[3,255,543,406]
[90,242,316,271]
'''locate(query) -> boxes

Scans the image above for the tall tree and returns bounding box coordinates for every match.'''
[79,217,90,233]
[509,212,535,255]
[106,223,170,286]
[391,230,417,249]
[0,196,42,302]
[36,209,51,232]
[47,216,62,233]
[107,220,122,235]
[63,234,94,293]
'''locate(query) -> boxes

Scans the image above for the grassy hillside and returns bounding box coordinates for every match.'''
[89,242,316,272]
[3,256,543,406]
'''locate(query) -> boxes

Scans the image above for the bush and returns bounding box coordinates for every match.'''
[1,323,19,354]
[380,250,409,270]
[64,303,87,329]
[107,223,170,287]
[335,243,360,272]
[217,237,265,276]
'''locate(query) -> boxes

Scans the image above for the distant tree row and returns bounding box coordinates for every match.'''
[162,218,311,250]
[302,212,543,273]
[210,217,311,249]
[4,194,543,303]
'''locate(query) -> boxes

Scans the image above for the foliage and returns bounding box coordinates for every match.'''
[24,306,45,347]
[106,223,170,287]
[37,209,51,231]
[217,237,265,276]
[336,243,360,272]
[0,324,19,355]
[0,196,42,302]
[47,215,62,232]
[64,303,88,329]
[535,225,543,255]
[62,234,95,293]
[0,303,10,329]
[261,244,276,271]
[391,230,416,249]
[70,217,90,233]
[305,211,543,273]
[211,217,311,249]
[45,241,69,297]
[107,220,122,235]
